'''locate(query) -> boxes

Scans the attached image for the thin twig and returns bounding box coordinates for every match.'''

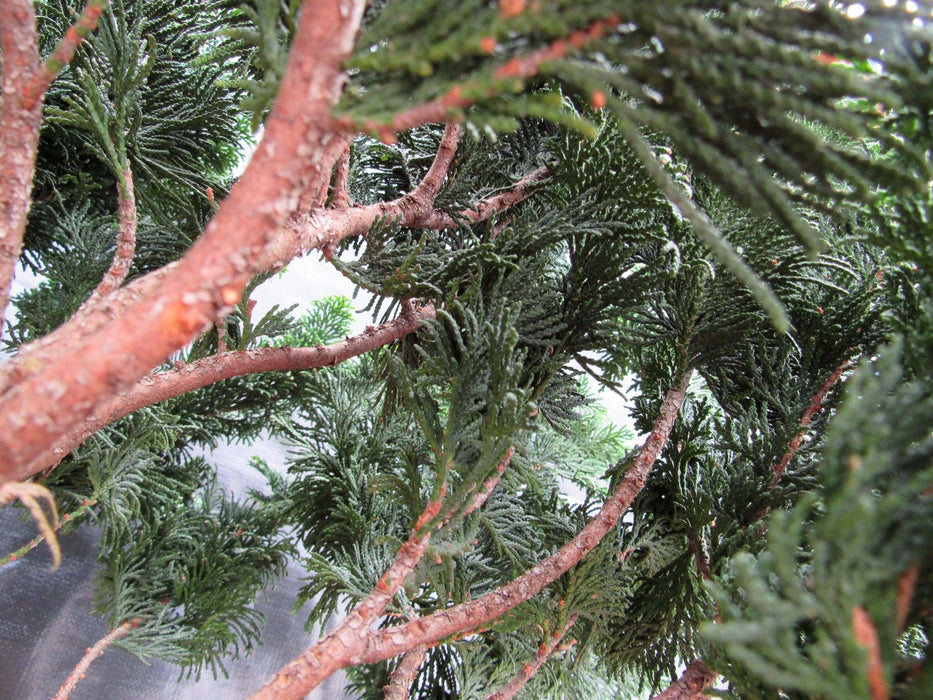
[0,481,60,570]
[53,618,140,700]
[342,16,620,135]
[0,498,96,569]
[486,615,578,700]
[770,360,852,487]
[25,1,108,107]
[414,167,550,230]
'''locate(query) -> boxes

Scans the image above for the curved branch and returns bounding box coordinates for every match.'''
[650,660,717,700]
[26,1,107,105]
[254,446,517,700]
[0,0,43,338]
[383,646,428,700]
[252,479,448,699]
[347,371,691,667]
[26,303,434,477]
[53,618,139,700]
[0,0,367,484]
[85,165,137,303]
[0,1,106,338]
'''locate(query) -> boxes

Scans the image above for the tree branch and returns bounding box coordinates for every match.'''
[383,646,428,700]
[0,481,60,570]
[769,360,852,487]
[0,1,106,339]
[26,1,107,106]
[25,302,434,478]
[346,16,619,134]
[650,660,718,700]
[0,0,367,484]
[486,616,577,700]
[53,618,139,700]
[252,486,447,699]
[254,445,518,700]
[0,0,43,339]
[84,165,137,304]
[0,498,96,569]
[330,144,352,209]
[354,371,691,666]
[413,166,550,230]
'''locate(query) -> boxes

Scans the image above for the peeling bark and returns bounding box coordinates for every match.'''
[650,660,717,700]
[0,0,367,483]
[383,646,428,700]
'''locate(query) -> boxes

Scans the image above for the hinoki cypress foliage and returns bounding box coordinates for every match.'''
[0,1,930,698]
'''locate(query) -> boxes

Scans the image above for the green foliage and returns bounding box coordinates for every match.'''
[703,348,933,699]
[7,0,933,696]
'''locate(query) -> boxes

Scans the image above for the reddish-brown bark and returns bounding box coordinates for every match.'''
[85,166,137,304]
[770,360,851,487]
[0,114,541,480]
[252,476,456,700]
[486,616,577,700]
[383,646,428,700]
[355,371,690,666]
[26,302,434,477]
[414,166,551,230]
[53,618,139,700]
[345,15,620,134]
[330,145,352,210]
[0,0,43,337]
[0,1,106,338]
[249,372,689,699]
[0,0,366,483]
[650,660,718,700]
[852,606,889,700]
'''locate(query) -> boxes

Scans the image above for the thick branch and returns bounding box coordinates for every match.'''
[53,618,139,700]
[0,1,106,338]
[25,303,434,477]
[0,0,42,337]
[487,616,577,700]
[354,371,691,666]
[0,0,366,483]
[85,166,137,303]
[650,660,717,700]
[383,646,428,700]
